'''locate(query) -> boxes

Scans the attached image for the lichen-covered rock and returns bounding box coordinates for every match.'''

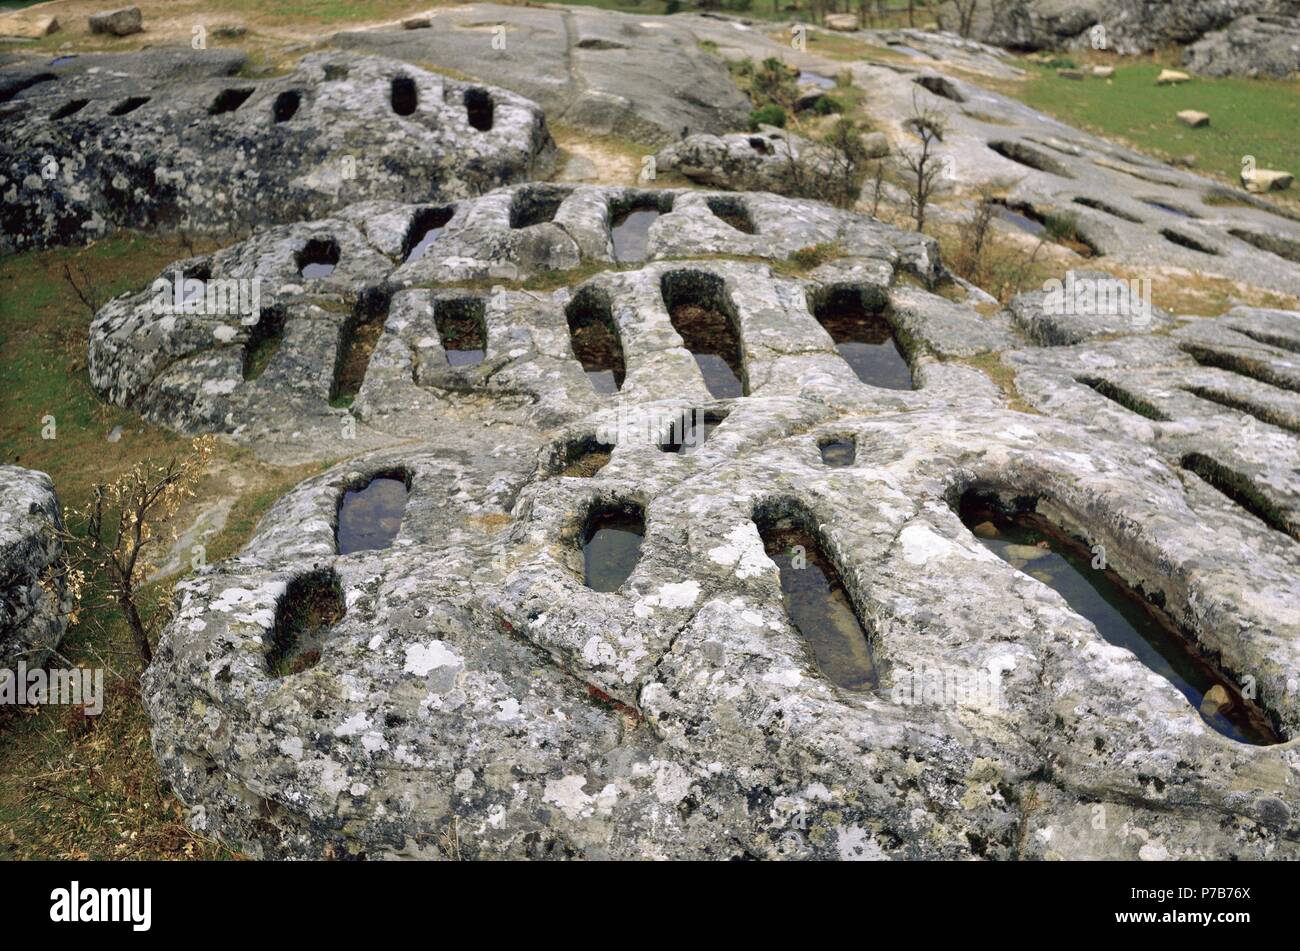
[86,185,946,462]
[134,182,1300,859]
[0,466,69,669]
[1005,269,1174,345]
[0,51,554,252]
[1006,305,1300,544]
[1184,14,1300,78]
[144,390,1300,859]
[980,0,1291,63]
[333,4,752,146]
[655,127,845,197]
[88,6,142,37]
[985,3,1299,78]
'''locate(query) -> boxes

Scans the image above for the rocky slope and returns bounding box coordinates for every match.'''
[0,50,553,252]
[0,467,69,671]
[133,189,1300,859]
[979,0,1300,77]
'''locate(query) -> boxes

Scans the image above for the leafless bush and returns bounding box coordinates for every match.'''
[899,99,948,231]
[56,437,215,673]
[61,261,107,319]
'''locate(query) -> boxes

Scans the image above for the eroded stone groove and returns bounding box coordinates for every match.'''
[915,74,965,102]
[609,191,672,263]
[581,500,645,592]
[565,284,625,395]
[550,435,614,478]
[272,90,300,122]
[332,291,391,407]
[297,237,340,279]
[754,498,877,692]
[959,489,1280,745]
[50,98,88,120]
[659,409,727,455]
[266,569,345,678]
[705,195,757,234]
[209,87,253,115]
[1183,344,1300,394]
[242,308,287,383]
[988,140,1075,178]
[1072,196,1143,223]
[1077,376,1171,421]
[402,206,454,263]
[819,437,856,467]
[465,87,494,131]
[336,469,410,554]
[511,184,569,228]
[434,296,487,366]
[809,286,911,390]
[1183,385,1300,435]
[1141,198,1199,219]
[109,95,148,116]
[661,269,747,399]
[1180,453,1298,541]
[1161,228,1219,255]
[390,75,418,115]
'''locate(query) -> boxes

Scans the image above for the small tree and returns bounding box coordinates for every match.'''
[868,160,886,218]
[956,184,999,284]
[899,99,948,232]
[58,437,215,672]
[62,261,108,319]
[821,117,874,209]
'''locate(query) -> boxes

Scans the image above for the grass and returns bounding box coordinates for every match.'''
[0,235,330,859]
[1001,58,1300,204]
[0,234,204,507]
[951,351,1038,415]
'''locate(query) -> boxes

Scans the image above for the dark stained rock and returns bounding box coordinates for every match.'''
[0,51,554,252]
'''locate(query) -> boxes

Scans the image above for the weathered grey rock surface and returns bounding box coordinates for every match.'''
[87,185,946,463]
[1006,270,1175,345]
[332,3,752,145]
[1006,304,1300,541]
[0,50,553,252]
[0,467,69,670]
[655,127,852,197]
[19,5,1298,861]
[979,0,1299,77]
[136,183,1300,859]
[1184,13,1300,78]
[88,6,142,37]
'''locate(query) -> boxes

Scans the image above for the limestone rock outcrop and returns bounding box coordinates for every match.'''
[1184,14,1300,78]
[134,187,1300,859]
[0,467,69,671]
[981,0,1300,78]
[0,51,553,252]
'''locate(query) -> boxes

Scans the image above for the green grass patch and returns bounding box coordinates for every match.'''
[0,235,333,860]
[1008,60,1300,196]
[0,234,208,509]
